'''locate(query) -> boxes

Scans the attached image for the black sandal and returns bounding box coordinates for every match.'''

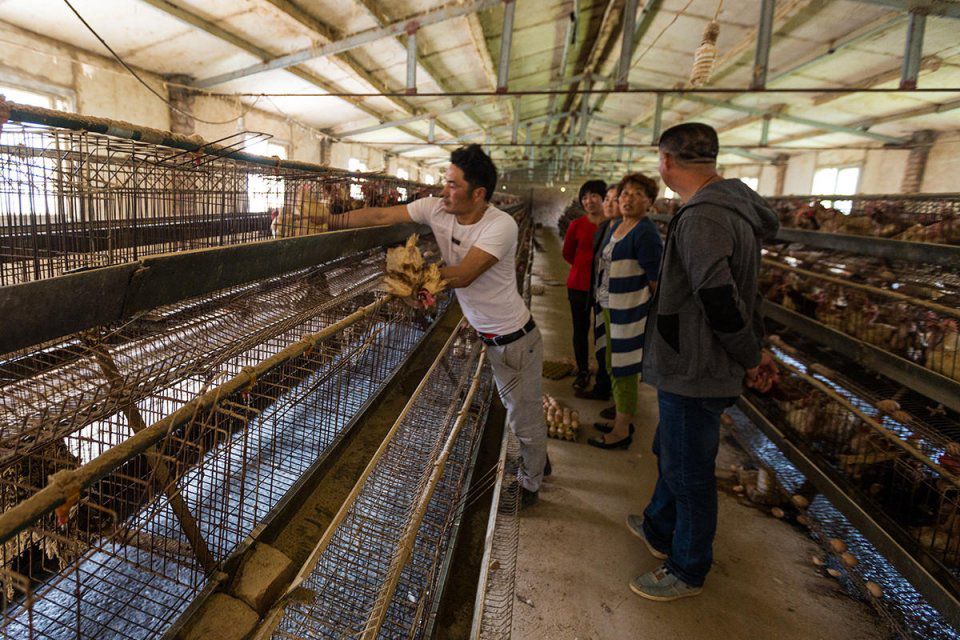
[593,422,635,435]
[587,433,633,450]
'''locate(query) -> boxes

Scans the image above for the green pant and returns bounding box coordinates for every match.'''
[603,308,638,415]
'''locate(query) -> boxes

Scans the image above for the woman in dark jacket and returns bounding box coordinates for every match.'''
[578,184,621,405]
[588,173,663,450]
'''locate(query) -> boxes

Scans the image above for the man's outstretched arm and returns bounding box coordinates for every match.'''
[332,204,414,229]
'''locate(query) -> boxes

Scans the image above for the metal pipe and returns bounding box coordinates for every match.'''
[900,9,927,89]
[651,93,663,144]
[760,115,771,146]
[617,125,625,162]
[406,29,418,94]
[193,0,502,88]
[511,96,521,143]
[497,0,517,92]
[853,0,960,19]
[616,0,640,89]
[752,0,776,90]
[578,75,591,142]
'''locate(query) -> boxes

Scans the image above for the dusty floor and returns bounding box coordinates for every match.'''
[512,227,885,640]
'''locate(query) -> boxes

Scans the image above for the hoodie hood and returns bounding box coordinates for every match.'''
[680,178,780,240]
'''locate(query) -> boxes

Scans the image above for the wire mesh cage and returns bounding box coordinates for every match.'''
[747,341,960,593]
[0,115,432,286]
[759,249,960,383]
[0,285,447,639]
[274,329,493,640]
[765,194,960,245]
[0,103,534,640]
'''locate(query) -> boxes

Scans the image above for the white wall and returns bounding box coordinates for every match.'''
[921,131,960,193]
[728,141,950,197]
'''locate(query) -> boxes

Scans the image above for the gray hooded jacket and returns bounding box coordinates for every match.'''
[642,179,780,398]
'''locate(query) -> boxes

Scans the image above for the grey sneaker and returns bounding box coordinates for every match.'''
[630,565,702,601]
[625,515,668,560]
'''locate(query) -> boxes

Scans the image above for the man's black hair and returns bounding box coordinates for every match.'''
[658,122,719,164]
[450,144,497,201]
[578,179,607,205]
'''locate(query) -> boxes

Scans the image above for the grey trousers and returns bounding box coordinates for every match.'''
[485,327,547,492]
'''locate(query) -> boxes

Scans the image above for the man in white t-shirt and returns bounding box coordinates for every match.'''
[324,144,547,506]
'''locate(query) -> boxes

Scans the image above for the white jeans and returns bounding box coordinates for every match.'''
[485,327,547,492]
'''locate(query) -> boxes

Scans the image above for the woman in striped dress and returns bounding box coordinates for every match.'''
[588,173,663,450]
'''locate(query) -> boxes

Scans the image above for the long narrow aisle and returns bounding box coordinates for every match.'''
[512,227,882,639]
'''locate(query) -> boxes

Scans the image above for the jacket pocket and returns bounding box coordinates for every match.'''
[657,313,680,353]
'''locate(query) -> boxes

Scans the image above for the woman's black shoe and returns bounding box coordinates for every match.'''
[572,371,591,391]
[593,422,635,435]
[587,434,633,450]
[575,386,611,401]
[600,405,616,420]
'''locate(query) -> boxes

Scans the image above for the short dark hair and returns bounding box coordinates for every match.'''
[450,144,497,201]
[658,122,719,164]
[617,172,659,202]
[578,179,607,205]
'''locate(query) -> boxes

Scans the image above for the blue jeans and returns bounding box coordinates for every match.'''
[642,390,737,587]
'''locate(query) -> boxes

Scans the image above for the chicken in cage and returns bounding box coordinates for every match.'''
[765,195,960,245]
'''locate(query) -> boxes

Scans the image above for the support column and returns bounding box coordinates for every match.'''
[165,74,196,135]
[751,0,775,90]
[900,129,937,193]
[616,0,640,90]
[406,27,418,94]
[900,9,927,90]
[497,0,517,92]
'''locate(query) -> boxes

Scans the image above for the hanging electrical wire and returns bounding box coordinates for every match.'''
[61,0,260,126]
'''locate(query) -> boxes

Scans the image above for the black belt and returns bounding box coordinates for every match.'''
[479,317,536,347]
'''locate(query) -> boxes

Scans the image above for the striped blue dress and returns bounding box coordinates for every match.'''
[594,217,663,377]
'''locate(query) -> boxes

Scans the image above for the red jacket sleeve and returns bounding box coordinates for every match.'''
[562,217,579,265]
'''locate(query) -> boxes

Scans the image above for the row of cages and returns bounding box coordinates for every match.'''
[0,110,532,637]
[759,242,960,384]
[0,117,440,286]
[0,251,448,638]
[747,333,960,603]
[652,193,960,246]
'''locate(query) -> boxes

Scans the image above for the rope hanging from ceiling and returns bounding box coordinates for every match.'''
[689,0,724,87]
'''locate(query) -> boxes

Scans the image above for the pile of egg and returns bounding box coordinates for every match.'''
[543,394,580,441]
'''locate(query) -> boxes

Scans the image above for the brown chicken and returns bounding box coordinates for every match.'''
[384,235,447,308]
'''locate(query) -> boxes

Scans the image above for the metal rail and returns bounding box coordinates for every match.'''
[763,301,960,414]
[0,223,423,354]
[649,212,960,267]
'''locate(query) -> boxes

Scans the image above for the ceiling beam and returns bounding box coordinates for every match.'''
[192,0,501,89]
[465,10,515,123]
[259,0,458,140]
[554,0,622,138]
[768,94,960,145]
[138,0,440,150]
[352,0,485,131]
[334,99,497,137]
[853,0,960,18]
[680,94,905,144]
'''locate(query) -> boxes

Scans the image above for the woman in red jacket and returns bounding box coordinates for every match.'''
[563,180,607,391]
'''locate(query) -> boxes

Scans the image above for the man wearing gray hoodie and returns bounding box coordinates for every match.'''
[627,123,780,601]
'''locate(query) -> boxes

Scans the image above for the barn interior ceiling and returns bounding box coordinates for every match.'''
[0,0,958,178]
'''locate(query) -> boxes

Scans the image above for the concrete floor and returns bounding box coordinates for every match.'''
[512,228,885,640]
